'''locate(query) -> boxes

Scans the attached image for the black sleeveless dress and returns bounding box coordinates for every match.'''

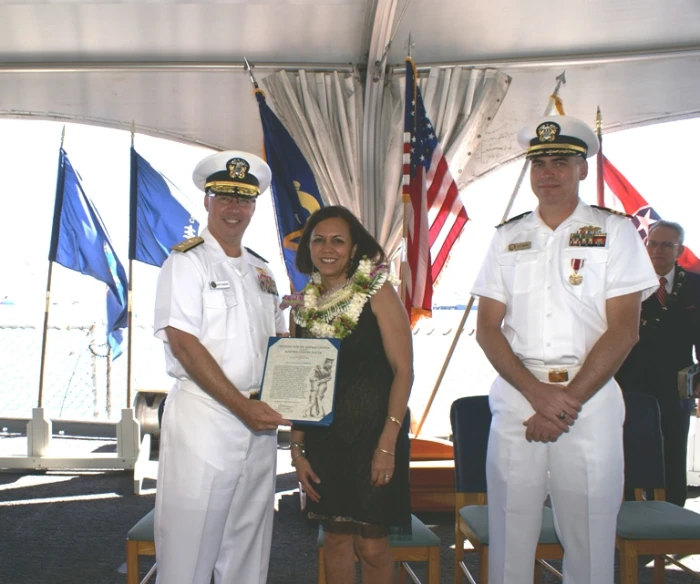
[295,302,412,538]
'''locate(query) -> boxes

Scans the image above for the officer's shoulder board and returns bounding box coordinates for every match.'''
[245,247,268,263]
[496,211,532,228]
[171,236,204,253]
[590,205,632,218]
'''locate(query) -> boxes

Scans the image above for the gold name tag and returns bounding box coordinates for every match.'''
[508,241,532,251]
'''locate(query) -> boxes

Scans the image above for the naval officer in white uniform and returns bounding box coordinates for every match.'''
[154,151,289,584]
[471,116,658,584]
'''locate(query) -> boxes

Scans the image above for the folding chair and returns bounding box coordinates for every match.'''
[450,396,563,584]
[317,514,440,584]
[617,391,700,584]
[126,508,156,584]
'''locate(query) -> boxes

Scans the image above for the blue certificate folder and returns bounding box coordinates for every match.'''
[260,337,341,427]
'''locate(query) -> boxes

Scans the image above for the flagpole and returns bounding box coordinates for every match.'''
[29,127,68,456]
[243,56,259,90]
[399,35,414,310]
[501,71,566,220]
[413,71,568,437]
[244,55,291,293]
[126,122,136,409]
[37,261,56,407]
[38,126,67,408]
[596,106,605,206]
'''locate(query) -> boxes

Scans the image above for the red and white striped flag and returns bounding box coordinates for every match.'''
[403,58,469,324]
[602,155,700,272]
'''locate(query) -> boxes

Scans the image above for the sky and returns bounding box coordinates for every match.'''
[1,116,699,317]
[422,117,700,307]
[0,116,698,423]
[0,119,284,325]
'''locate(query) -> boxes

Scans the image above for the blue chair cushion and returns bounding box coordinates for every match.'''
[127,509,155,542]
[317,514,439,547]
[617,501,700,539]
[459,505,560,545]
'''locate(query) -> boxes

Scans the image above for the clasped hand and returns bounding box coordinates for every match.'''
[523,383,581,443]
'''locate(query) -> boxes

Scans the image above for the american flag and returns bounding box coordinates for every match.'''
[402,58,469,323]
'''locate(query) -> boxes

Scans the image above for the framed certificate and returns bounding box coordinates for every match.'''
[260,337,341,426]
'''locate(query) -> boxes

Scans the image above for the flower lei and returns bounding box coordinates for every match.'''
[281,257,394,339]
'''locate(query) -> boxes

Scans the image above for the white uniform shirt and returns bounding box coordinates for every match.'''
[154,227,287,398]
[471,200,658,368]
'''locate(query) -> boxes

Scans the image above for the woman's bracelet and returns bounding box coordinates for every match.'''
[376,447,395,456]
[387,415,402,427]
[291,451,306,467]
[290,442,305,450]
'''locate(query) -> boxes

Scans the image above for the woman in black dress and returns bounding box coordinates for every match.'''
[282,206,413,584]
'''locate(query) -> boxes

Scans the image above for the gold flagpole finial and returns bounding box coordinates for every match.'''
[596,106,602,136]
[549,71,567,115]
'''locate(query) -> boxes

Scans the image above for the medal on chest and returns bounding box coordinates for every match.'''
[569,225,607,247]
[569,259,584,286]
[255,267,278,295]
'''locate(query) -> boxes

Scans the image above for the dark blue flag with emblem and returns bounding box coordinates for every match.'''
[254,90,324,292]
[48,148,129,358]
[129,147,200,267]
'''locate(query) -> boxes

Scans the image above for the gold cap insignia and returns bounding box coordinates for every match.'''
[227,158,249,180]
[536,122,560,143]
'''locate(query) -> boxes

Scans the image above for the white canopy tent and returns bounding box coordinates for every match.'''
[2,0,700,236]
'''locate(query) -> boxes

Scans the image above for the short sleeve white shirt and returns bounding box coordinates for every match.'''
[471,200,658,368]
[154,227,288,398]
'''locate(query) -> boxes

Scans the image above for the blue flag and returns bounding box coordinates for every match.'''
[255,90,324,292]
[129,147,200,267]
[48,148,129,358]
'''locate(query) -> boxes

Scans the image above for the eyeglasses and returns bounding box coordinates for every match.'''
[208,194,254,208]
[645,240,680,249]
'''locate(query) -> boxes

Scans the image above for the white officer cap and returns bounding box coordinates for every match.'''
[518,115,599,159]
[192,150,271,198]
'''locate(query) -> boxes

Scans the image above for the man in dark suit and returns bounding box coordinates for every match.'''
[616,220,700,506]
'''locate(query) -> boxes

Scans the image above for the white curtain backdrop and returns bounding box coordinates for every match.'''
[261,69,364,217]
[261,65,510,262]
[378,66,511,260]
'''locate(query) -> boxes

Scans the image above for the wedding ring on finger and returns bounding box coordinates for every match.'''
[558,411,566,420]
[384,474,390,482]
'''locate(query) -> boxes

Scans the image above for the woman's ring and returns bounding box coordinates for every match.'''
[384,474,390,482]
[558,411,566,420]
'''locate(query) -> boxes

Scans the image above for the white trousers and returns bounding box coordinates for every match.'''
[155,385,277,584]
[486,376,625,584]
